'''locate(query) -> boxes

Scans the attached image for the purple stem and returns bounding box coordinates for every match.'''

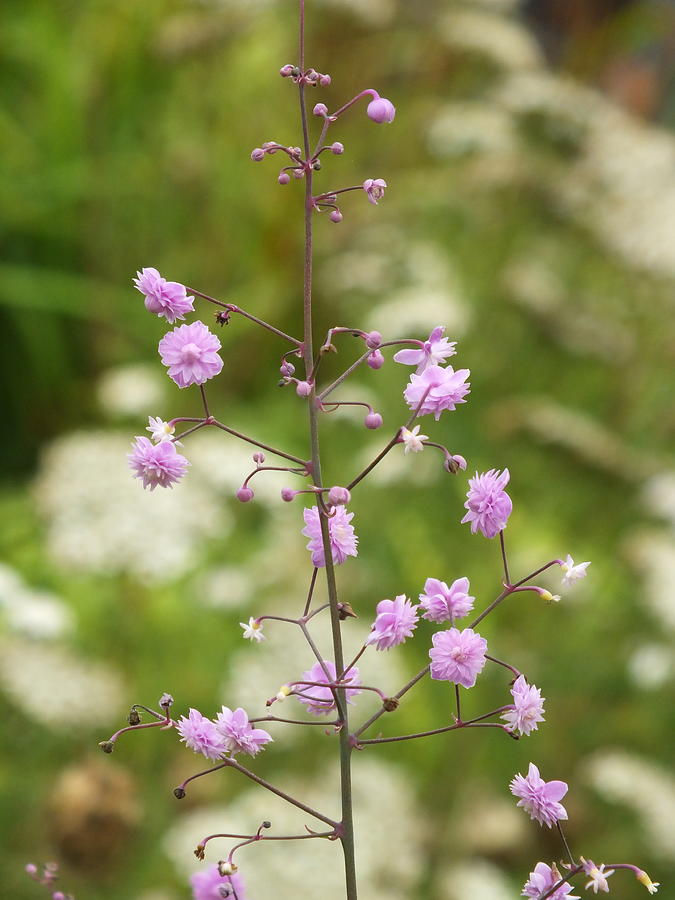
[189,287,302,346]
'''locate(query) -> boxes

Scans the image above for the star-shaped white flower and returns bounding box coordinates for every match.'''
[147,416,176,444]
[240,617,265,642]
[400,425,428,454]
[582,859,614,894]
[560,554,591,588]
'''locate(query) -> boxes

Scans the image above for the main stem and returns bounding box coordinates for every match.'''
[298,5,358,896]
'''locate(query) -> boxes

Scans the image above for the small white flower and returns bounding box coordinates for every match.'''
[400,425,428,454]
[240,617,265,642]
[582,858,614,894]
[147,416,176,444]
[637,870,660,894]
[560,554,591,587]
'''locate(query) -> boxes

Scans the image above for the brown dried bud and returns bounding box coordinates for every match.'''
[127,708,141,726]
[214,310,231,326]
[173,786,186,799]
[382,697,399,712]
[98,741,114,754]
[194,843,206,861]
[338,602,358,620]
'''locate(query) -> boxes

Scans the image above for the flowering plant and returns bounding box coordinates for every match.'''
[26,3,660,899]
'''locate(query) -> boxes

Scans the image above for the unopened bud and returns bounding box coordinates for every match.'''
[281,487,297,502]
[25,864,38,876]
[319,73,331,86]
[364,330,382,349]
[330,141,344,155]
[218,860,238,877]
[280,361,295,376]
[313,103,328,117]
[236,486,254,503]
[382,697,399,712]
[250,148,265,161]
[366,95,396,124]
[160,692,174,709]
[365,411,383,429]
[276,685,291,702]
[173,786,186,799]
[214,310,230,326]
[296,380,312,397]
[312,159,322,171]
[278,172,291,185]
[98,740,114,754]
[328,486,351,506]
[127,708,141,726]
[279,64,295,77]
[262,820,272,829]
[253,452,265,464]
[329,210,343,223]
[366,349,384,370]
[194,843,206,860]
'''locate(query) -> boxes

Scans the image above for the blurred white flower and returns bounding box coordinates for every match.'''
[97,364,166,418]
[441,9,543,71]
[626,530,675,632]
[34,431,229,584]
[427,103,516,160]
[163,758,424,898]
[0,638,125,729]
[627,644,673,690]
[585,750,675,860]
[0,563,74,640]
[436,858,514,900]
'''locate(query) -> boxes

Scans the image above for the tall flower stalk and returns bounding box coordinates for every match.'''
[64,3,663,900]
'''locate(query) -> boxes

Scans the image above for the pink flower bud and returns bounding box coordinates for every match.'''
[319,73,331,86]
[296,380,312,397]
[278,172,291,185]
[330,142,344,155]
[367,350,385,369]
[52,894,65,900]
[25,864,38,876]
[452,454,467,471]
[365,411,383,429]
[365,330,382,349]
[253,452,265,464]
[313,103,328,117]
[250,148,265,161]
[293,167,305,179]
[279,64,295,77]
[367,96,396,124]
[281,487,297,502]
[328,485,351,506]
[280,361,295,376]
[329,210,343,223]
[236,486,254,502]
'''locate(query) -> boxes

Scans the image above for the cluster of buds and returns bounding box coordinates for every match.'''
[279,63,331,86]
[25,862,74,900]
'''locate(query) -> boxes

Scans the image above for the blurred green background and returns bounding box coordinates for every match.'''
[2,0,675,897]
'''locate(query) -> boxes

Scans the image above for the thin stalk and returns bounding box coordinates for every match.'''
[299,3,358,891]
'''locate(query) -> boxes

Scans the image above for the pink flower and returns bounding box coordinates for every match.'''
[366,595,419,650]
[128,436,190,490]
[366,96,396,123]
[522,862,579,899]
[176,708,226,760]
[158,321,224,388]
[302,505,358,567]
[461,468,512,538]
[134,267,194,323]
[363,178,387,205]
[510,762,568,828]
[403,364,471,420]
[419,576,474,623]
[429,627,487,688]
[393,327,457,373]
[295,660,361,716]
[191,864,247,900]
[502,675,545,736]
[214,706,272,757]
